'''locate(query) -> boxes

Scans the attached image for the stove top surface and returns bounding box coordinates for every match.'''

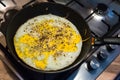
[0,0,120,80]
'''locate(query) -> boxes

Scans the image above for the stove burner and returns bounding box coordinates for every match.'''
[96,3,108,15]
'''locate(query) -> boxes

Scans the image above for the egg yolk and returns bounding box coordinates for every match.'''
[14,19,81,70]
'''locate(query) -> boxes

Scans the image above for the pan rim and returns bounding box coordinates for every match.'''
[6,2,92,73]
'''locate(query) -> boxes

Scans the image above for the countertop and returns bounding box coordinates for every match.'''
[0,35,13,80]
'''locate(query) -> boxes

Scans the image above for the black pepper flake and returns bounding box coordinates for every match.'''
[30,30,33,33]
[34,19,38,22]
[70,33,73,36]
[54,57,56,61]
[61,42,64,44]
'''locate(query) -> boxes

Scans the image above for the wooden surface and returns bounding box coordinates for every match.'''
[0,60,13,80]
[0,35,13,80]
[97,55,120,80]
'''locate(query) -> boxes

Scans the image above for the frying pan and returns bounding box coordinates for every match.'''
[0,2,120,73]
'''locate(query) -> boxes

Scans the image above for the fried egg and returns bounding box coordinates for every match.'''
[14,14,82,71]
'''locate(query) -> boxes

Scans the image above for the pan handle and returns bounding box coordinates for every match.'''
[93,37,120,46]
[0,9,18,36]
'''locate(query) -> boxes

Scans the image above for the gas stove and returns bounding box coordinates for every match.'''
[0,0,120,80]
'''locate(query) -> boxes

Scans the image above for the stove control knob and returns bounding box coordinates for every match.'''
[87,57,100,70]
[97,49,108,60]
[106,44,118,51]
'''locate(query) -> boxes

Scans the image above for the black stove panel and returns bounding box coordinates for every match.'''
[67,45,120,80]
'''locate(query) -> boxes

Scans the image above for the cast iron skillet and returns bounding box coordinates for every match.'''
[0,2,120,73]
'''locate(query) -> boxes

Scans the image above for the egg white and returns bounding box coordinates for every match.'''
[14,14,82,71]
